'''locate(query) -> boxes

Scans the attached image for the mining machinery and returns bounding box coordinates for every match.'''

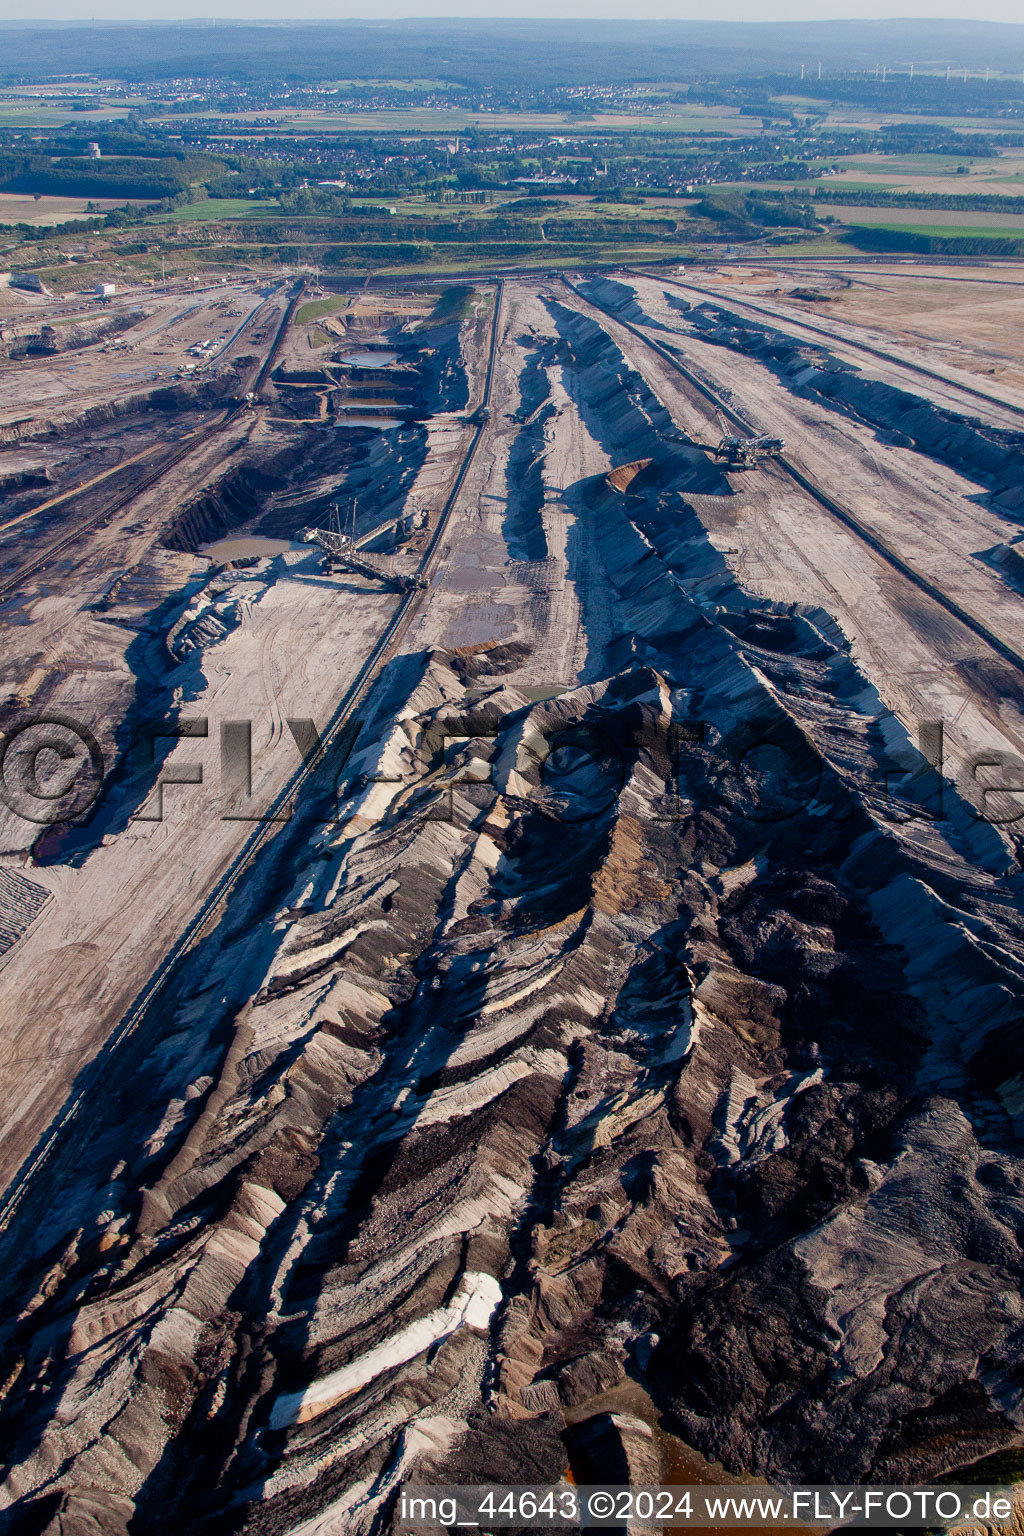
[713,413,786,470]
[299,524,427,593]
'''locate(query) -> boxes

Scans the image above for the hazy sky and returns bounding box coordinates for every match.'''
[5,2,1024,22]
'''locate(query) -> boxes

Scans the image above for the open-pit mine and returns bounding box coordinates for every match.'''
[1,261,1024,1534]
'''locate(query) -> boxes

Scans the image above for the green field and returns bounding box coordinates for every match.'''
[732,235,852,258]
[296,295,349,325]
[810,178,899,193]
[303,240,699,275]
[364,194,523,216]
[835,204,1024,232]
[150,198,281,223]
[841,155,991,176]
[849,221,1024,240]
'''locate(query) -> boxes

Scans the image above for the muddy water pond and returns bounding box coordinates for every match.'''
[201,535,297,562]
[335,414,404,430]
[339,350,399,366]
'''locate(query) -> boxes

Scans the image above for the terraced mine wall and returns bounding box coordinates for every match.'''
[162,425,430,553]
[985,541,1024,595]
[2,299,1024,1534]
[1,310,141,361]
[280,287,479,436]
[396,309,474,415]
[0,465,49,496]
[162,452,303,553]
[678,299,1024,515]
[270,364,420,425]
[0,369,251,445]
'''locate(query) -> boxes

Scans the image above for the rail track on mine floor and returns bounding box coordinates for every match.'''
[0,283,302,607]
[626,268,1024,426]
[563,277,1024,683]
[0,280,504,1240]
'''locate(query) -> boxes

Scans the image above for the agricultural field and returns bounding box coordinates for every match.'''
[823,154,1024,197]
[148,197,281,222]
[0,191,153,225]
[832,203,1024,231]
